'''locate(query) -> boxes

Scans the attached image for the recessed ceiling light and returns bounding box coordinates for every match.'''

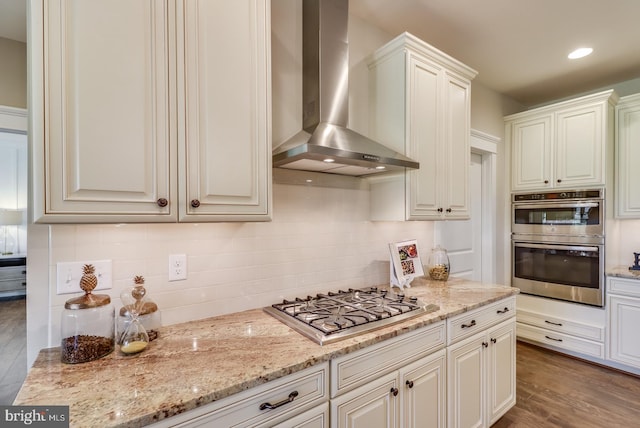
[568,47,593,59]
[375,166,386,170]
[323,158,335,163]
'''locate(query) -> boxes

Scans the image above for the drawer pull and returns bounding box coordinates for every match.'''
[406,380,414,389]
[497,307,510,314]
[156,198,168,207]
[390,387,399,397]
[545,335,563,342]
[491,338,497,344]
[461,320,476,329]
[482,341,489,348]
[259,391,298,411]
[544,320,563,326]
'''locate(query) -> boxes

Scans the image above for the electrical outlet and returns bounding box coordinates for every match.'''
[56,260,113,295]
[169,254,187,281]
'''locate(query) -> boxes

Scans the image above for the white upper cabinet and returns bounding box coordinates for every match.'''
[30,0,271,223]
[615,93,640,218]
[368,32,477,221]
[506,90,617,192]
[177,0,271,222]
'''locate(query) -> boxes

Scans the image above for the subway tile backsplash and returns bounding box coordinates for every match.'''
[45,180,434,344]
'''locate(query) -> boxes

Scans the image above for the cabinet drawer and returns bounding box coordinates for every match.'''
[0,265,27,281]
[164,363,328,428]
[516,308,604,342]
[331,321,445,398]
[0,278,27,292]
[607,276,640,298]
[447,297,516,345]
[517,322,604,358]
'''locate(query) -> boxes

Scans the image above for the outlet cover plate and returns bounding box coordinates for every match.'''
[169,254,187,281]
[56,260,113,295]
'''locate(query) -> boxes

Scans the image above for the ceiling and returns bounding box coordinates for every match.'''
[2,0,640,106]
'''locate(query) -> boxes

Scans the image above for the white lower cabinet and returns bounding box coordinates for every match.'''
[607,276,640,371]
[330,349,447,428]
[447,298,516,428]
[330,321,447,428]
[515,294,605,360]
[150,363,328,428]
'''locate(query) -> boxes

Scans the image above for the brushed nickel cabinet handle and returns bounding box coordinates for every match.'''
[190,199,201,208]
[156,198,168,207]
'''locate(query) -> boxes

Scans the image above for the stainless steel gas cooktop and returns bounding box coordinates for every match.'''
[264,287,439,345]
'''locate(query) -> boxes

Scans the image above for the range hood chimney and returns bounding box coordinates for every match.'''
[272,0,419,177]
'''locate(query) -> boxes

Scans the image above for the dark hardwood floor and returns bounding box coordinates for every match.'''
[0,297,27,405]
[494,341,640,427]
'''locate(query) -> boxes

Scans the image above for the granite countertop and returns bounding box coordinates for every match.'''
[14,277,518,427]
[607,266,640,280]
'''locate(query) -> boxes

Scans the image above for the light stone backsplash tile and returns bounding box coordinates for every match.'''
[43,182,434,345]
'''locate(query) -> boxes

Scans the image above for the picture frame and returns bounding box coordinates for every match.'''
[389,239,424,288]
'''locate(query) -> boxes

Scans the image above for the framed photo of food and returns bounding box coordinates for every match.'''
[389,239,424,288]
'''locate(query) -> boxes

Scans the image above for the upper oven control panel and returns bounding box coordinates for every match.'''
[513,189,603,202]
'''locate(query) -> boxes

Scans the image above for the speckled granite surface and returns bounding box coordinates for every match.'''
[607,266,640,280]
[13,277,518,427]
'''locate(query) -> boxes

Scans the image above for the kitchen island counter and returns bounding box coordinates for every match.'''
[14,277,518,427]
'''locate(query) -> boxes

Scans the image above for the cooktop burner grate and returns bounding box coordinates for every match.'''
[264,287,439,345]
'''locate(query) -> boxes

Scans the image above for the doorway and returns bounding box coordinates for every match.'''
[434,130,498,283]
[0,105,28,404]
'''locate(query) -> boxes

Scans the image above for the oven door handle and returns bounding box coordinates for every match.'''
[513,242,599,252]
[513,201,600,210]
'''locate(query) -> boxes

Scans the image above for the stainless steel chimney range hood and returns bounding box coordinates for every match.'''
[272,0,419,177]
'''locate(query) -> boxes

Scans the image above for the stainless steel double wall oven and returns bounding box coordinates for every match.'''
[511,189,605,306]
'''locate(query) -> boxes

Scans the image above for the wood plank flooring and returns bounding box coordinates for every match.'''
[0,297,27,405]
[494,341,640,427]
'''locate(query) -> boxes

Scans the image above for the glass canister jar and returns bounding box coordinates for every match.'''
[61,264,115,364]
[427,245,450,281]
[118,276,161,344]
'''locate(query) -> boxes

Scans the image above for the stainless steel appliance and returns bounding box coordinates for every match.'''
[264,287,438,345]
[511,189,605,306]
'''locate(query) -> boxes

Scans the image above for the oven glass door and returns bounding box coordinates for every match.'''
[513,242,601,289]
[512,202,603,236]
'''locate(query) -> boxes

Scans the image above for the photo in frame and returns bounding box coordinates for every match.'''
[389,239,424,289]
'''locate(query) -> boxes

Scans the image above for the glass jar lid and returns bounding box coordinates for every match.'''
[64,264,112,309]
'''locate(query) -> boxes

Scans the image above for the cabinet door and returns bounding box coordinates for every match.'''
[447,335,485,428]
[487,319,516,426]
[178,0,271,222]
[510,114,552,191]
[331,372,399,428]
[406,54,441,220]
[38,0,175,222]
[555,103,605,188]
[442,72,471,219]
[399,349,446,428]
[615,96,640,218]
[608,295,640,369]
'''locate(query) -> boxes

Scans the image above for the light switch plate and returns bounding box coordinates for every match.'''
[56,260,113,295]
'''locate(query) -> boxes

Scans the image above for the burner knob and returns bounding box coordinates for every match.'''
[397,294,405,301]
[409,296,418,303]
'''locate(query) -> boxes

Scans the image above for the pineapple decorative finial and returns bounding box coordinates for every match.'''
[132,275,147,301]
[79,264,98,293]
